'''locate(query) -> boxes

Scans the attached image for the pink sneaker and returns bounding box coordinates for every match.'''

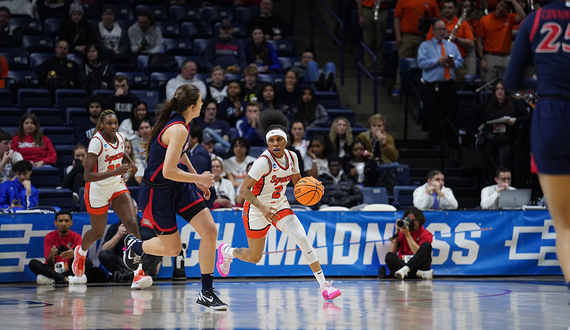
[321,281,341,301]
[216,243,232,277]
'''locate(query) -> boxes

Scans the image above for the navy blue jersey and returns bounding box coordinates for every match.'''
[143,113,190,184]
[504,1,570,95]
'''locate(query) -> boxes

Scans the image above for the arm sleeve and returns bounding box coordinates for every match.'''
[381,134,399,162]
[413,186,433,210]
[480,186,499,209]
[248,156,271,181]
[0,183,11,209]
[417,43,439,69]
[128,26,139,53]
[42,137,57,165]
[25,186,40,209]
[43,232,54,262]
[440,187,459,209]
[267,44,281,72]
[10,135,19,152]
[165,79,176,101]
[513,99,531,122]
[451,44,464,69]
[149,28,164,54]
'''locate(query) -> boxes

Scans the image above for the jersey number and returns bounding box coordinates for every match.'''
[107,164,120,171]
[536,22,570,53]
[272,186,283,199]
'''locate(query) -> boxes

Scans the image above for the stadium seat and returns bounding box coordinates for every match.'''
[66,107,88,126]
[314,91,340,108]
[7,70,38,89]
[78,187,85,211]
[55,144,75,176]
[116,19,136,31]
[234,6,259,23]
[192,38,210,56]
[83,3,101,19]
[182,22,214,41]
[201,6,221,23]
[29,52,54,70]
[399,57,421,96]
[131,90,159,111]
[163,38,194,55]
[225,73,243,81]
[42,127,74,146]
[174,55,208,72]
[156,21,180,38]
[278,57,301,71]
[258,73,285,84]
[28,108,63,126]
[385,9,395,41]
[195,73,211,84]
[217,7,234,22]
[93,89,114,98]
[169,5,201,24]
[128,186,140,203]
[0,49,30,70]
[55,89,87,108]
[43,18,62,39]
[358,187,389,205]
[112,63,138,72]
[249,146,265,158]
[267,39,294,57]
[38,188,74,209]
[107,4,134,21]
[457,91,478,129]
[150,71,178,101]
[22,35,54,53]
[383,41,398,78]
[31,167,60,188]
[66,53,82,66]
[326,108,356,126]
[135,5,168,21]
[392,185,419,210]
[0,108,23,126]
[360,204,397,211]
[0,90,10,107]
[116,71,148,90]
[11,18,42,35]
[379,163,410,186]
[479,90,492,103]
[18,88,51,108]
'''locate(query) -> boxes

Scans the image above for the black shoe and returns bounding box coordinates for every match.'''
[325,71,335,83]
[317,72,326,83]
[196,288,228,310]
[123,234,142,271]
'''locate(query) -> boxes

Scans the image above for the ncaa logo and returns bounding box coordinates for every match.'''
[104,144,108,148]
[273,163,277,170]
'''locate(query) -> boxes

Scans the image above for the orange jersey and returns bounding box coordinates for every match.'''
[467,18,481,37]
[362,0,388,9]
[478,12,518,53]
[394,0,440,35]
[426,16,474,57]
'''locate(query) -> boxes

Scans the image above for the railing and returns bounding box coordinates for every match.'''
[309,0,345,86]
[356,41,378,114]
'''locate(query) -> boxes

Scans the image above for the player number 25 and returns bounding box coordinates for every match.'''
[536,22,570,53]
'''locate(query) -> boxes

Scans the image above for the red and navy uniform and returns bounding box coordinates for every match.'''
[139,113,205,235]
[504,1,570,174]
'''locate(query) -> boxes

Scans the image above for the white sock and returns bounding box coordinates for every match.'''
[227,247,235,259]
[314,270,326,286]
[78,247,87,257]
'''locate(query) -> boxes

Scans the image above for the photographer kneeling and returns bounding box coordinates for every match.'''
[385,207,434,280]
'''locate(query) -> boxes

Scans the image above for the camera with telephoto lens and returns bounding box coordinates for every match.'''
[57,245,68,255]
[397,217,412,229]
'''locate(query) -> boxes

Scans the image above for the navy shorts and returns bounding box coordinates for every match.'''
[140,182,206,235]
[531,99,570,175]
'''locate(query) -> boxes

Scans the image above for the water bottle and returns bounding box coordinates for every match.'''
[172,243,186,281]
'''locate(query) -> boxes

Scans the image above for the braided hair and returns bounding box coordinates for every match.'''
[94,109,117,134]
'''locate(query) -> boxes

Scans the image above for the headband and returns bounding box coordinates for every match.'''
[266,129,288,143]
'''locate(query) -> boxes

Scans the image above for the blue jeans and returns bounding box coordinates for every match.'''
[304,61,336,82]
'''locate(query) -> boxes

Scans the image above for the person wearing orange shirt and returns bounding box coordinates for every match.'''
[476,0,525,82]
[357,0,396,75]
[393,0,440,96]
[0,55,8,89]
[426,0,474,80]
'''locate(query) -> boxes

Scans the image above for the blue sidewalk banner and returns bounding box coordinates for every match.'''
[0,210,559,282]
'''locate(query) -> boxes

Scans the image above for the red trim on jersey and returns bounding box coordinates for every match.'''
[259,155,272,177]
[529,8,543,42]
[179,195,204,213]
[84,182,108,215]
[142,189,155,228]
[100,131,120,149]
[158,121,187,148]
[91,136,104,157]
[110,188,129,202]
[150,163,164,182]
[276,208,294,219]
[269,149,290,170]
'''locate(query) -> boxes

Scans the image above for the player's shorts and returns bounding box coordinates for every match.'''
[84,179,129,215]
[139,180,206,235]
[531,98,570,175]
[242,202,294,239]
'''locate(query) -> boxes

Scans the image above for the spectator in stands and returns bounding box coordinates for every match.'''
[36,0,72,21]
[99,216,161,283]
[357,114,399,164]
[329,117,353,158]
[106,75,142,122]
[194,99,231,142]
[275,69,301,111]
[37,40,79,91]
[234,161,254,205]
[470,79,530,168]
[0,160,39,211]
[245,27,281,73]
[286,133,305,180]
[357,0,394,75]
[76,95,104,147]
[480,167,516,210]
[128,10,164,55]
[0,129,23,183]
[11,113,57,167]
[119,101,151,141]
[0,7,22,47]
[122,139,141,187]
[78,43,116,93]
[343,140,377,186]
[245,0,292,40]
[61,144,87,197]
[291,87,329,128]
[211,158,236,209]
[459,0,480,76]
[166,61,207,101]
[129,118,152,176]
[205,66,228,103]
[290,49,336,84]
[29,210,91,285]
[259,83,286,114]
[0,55,7,89]
[240,66,262,102]
[289,121,310,161]
[204,20,246,73]
[58,3,98,55]
[236,101,264,146]
[202,131,223,162]
[304,132,333,178]
[185,126,212,176]
[392,0,439,96]
[476,0,526,82]
[418,20,463,149]
[95,6,130,63]
[425,0,474,81]
[315,155,363,210]
[224,137,256,189]
[386,207,434,280]
[413,170,459,210]
[218,79,246,127]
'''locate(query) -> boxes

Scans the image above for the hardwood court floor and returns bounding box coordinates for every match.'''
[0,277,568,330]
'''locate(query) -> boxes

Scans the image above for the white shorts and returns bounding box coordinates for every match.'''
[242,201,295,239]
[84,179,129,215]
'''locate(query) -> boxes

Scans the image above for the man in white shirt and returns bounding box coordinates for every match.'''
[480,167,516,210]
[413,170,458,210]
[165,61,207,100]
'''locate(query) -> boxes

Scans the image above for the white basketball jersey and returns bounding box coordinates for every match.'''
[88,131,125,185]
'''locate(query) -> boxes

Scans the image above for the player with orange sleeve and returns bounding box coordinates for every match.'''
[216,110,341,301]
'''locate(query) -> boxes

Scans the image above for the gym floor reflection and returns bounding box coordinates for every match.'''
[0,277,568,329]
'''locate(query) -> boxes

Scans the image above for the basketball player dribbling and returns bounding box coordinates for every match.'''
[216,110,341,301]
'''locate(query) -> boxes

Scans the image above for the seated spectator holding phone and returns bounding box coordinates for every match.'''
[413,170,458,210]
[356,114,399,164]
[385,207,434,280]
[480,167,516,210]
[29,210,91,284]
[11,113,57,167]
[61,144,87,199]
[0,129,23,182]
[211,158,236,209]
[0,160,39,212]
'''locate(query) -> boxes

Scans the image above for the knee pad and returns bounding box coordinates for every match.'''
[277,216,319,264]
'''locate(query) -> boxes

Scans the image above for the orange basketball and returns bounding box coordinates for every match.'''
[294,177,324,206]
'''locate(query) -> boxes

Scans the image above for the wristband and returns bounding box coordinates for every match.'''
[312,159,317,163]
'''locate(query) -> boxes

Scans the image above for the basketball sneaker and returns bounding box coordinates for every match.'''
[72,246,85,277]
[123,234,142,271]
[196,288,228,310]
[216,243,232,277]
[395,265,410,280]
[36,274,55,285]
[131,268,153,290]
[67,275,87,284]
[320,281,342,301]
[416,269,434,280]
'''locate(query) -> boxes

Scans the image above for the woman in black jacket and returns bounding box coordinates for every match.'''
[78,44,115,93]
